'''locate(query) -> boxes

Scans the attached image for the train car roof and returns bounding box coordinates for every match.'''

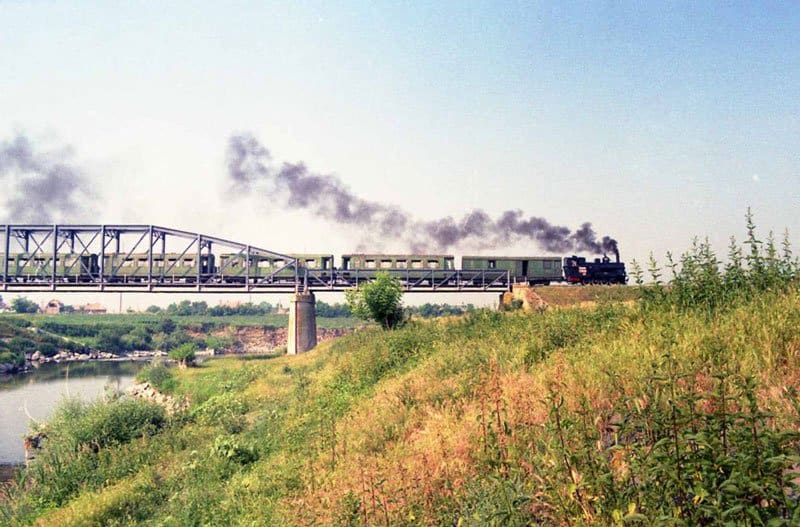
[461,255,562,260]
[341,253,455,258]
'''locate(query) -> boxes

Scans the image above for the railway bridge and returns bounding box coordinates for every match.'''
[1,224,511,354]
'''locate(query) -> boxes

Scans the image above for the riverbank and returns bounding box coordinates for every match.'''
[0,313,357,375]
[4,284,799,525]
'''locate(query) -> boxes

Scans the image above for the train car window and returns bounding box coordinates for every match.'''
[305,259,317,267]
[274,259,285,267]
[543,260,552,270]
[396,260,408,268]
[366,260,377,269]
[489,260,496,269]
[411,260,423,269]
[428,260,440,269]
[184,259,194,266]
[380,260,393,269]
[258,260,271,268]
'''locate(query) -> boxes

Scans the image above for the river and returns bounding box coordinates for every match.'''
[0,361,148,473]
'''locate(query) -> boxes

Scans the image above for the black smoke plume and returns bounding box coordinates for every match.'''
[0,134,91,223]
[226,133,618,254]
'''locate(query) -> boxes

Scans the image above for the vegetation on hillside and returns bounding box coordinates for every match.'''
[2,213,799,525]
[0,319,88,368]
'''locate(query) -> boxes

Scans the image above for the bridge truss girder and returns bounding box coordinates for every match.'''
[0,224,511,293]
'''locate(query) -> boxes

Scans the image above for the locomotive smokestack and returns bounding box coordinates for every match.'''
[614,247,620,263]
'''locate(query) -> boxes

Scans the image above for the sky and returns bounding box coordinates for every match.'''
[1,1,798,309]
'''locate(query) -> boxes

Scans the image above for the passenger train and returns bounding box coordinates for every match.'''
[0,249,627,285]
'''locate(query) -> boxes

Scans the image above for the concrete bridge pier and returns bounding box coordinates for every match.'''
[287,292,317,354]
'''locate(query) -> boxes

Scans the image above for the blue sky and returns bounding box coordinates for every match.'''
[1,1,798,306]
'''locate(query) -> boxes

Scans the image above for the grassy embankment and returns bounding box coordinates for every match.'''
[2,283,799,525]
[3,218,799,525]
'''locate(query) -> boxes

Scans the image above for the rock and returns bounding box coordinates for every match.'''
[31,351,42,361]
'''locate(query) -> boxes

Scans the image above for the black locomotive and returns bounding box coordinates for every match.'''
[563,249,627,285]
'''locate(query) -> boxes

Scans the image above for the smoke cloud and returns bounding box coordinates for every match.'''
[0,134,92,223]
[226,133,618,254]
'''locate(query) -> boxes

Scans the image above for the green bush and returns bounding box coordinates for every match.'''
[212,435,259,465]
[136,362,177,393]
[37,342,58,357]
[0,350,24,367]
[169,342,197,367]
[7,336,35,354]
[345,271,405,329]
[49,398,167,451]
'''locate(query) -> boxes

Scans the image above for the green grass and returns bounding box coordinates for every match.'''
[1,286,798,526]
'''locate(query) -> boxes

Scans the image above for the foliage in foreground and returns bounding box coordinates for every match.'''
[632,208,798,313]
[3,215,800,525]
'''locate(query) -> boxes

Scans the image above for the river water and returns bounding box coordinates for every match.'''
[0,361,147,469]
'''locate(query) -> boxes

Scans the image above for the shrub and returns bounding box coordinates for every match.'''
[212,435,258,465]
[95,327,128,354]
[136,362,177,393]
[7,336,35,354]
[37,342,58,357]
[11,297,39,313]
[169,342,197,367]
[49,398,167,451]
[0,350,24,367]
[345,271,405,329]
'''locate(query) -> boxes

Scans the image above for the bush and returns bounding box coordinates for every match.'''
[0,350,24,367]
[7,336,36,354]
[169,342,197,367]
[37,342,58,357]
[212,435,258,465]
[345,271,405,329]
[136,362,177,393]
[11,297,39,313]
[50,398,167,451]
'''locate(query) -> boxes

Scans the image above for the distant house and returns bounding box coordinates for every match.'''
[44,299,65,315]
[79,303,107,315]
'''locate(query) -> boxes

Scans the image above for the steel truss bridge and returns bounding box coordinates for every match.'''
[0,225,511,293]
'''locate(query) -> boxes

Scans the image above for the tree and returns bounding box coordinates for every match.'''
[169,342,197,368]
[11,297,39,314]
[95,328,127,354]
[345,271,404,329]
[158,318,176,335]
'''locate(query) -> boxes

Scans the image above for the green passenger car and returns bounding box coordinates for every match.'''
[0,252,98,281]
[217,253,333,282]
[461,256,562,285]
[102,253,215,282]
[340,254,455,281]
